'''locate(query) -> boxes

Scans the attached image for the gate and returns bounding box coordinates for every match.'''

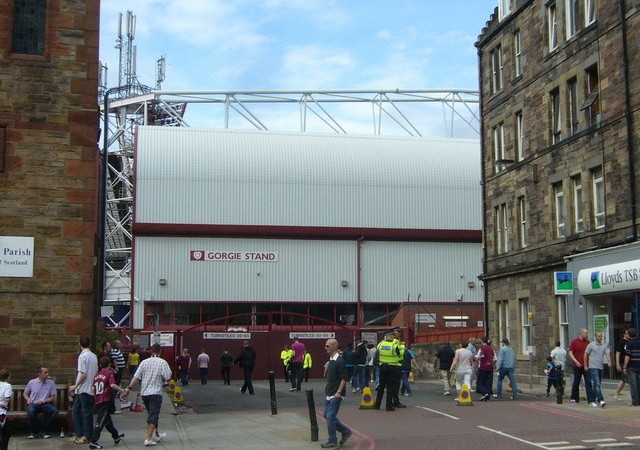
[176,312,358,381]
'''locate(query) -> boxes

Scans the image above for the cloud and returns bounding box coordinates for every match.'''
[276,45,355,89]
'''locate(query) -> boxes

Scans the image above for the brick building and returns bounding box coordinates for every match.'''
[0,0,100,381]
[477,0,640,377]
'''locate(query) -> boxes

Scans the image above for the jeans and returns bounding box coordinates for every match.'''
[496,368,518,398]
[199,367,208,385]
[0,415,10,450]
[571,367,592,403]
[324,397,350,444]
[476,369,493,396]
[400,371,412,395]
[72,393,94,439]
[290,362,303,391]
[241,365,254,394]
[179,369,189,386]
[628,368,640,406]
[352,365,365,390]
[588,368,603,402]
[27,403,58,434]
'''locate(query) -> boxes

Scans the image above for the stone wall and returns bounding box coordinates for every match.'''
[0,0,100,382]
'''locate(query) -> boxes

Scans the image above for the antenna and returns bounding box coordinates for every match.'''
[156,55,166,89]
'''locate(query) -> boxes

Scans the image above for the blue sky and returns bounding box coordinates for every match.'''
[99,1,496,136]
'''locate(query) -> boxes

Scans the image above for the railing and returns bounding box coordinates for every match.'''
[413,326,485,344]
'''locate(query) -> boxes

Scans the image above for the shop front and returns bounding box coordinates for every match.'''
[567,242,640,379]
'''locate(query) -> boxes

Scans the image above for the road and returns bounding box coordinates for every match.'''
[178,377,640,450]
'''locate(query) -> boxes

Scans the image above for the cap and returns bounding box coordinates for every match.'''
[384,328,396,336]
[501,338,510,345]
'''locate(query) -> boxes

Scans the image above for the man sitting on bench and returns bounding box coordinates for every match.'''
[23,366,58,439]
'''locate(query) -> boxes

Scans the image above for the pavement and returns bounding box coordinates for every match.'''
[6,376,640,450]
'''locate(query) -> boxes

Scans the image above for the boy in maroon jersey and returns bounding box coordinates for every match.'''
[89,357,126,449]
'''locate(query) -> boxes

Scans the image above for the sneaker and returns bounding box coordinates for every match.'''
[444,390,451,396]
[114,433,125,445]
[42,434,51,439]
[590,402,599,407]
[599,400,606,408]
[144,439,157,446]
[75,436,89,444]
[89,443,103,449]
[153,433,166,442]
[28,434,35,439]
[320,441,338,448]
[339,431,352,446]
[545,392,550,398]
[570,399,577,403]
[289,387,296,392]
[613,394,623,401]
[113,410,122,415]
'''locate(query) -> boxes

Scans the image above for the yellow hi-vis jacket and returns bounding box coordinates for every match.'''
[377,339,403,365]
[281,349,294,366]
[303,352,312,369]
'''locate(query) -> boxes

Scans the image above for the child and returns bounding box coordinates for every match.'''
[0,369,12,450]
[544,356,558,398]
[89,357,126,449]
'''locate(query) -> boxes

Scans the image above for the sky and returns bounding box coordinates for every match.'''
[98,1,497,137]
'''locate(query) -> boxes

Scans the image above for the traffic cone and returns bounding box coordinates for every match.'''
[168,379,176,393]
[132,393,144,412]
[359,386,375,409]
[408,372,414,383]
[172,386,184,404]
[457,384,473,406]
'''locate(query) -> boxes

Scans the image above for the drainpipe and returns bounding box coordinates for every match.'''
[620,0,638,241]
[356,235,364,327]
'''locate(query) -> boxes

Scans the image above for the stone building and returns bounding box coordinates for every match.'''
[477,0,640,379]
[0,1,100,381]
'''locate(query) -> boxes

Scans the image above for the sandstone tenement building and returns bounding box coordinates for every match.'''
[0,0,100,381]
[477,0,640,376]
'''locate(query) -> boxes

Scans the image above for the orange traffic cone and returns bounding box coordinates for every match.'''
[132,393,144,412]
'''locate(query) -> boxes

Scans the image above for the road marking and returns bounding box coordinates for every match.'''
[583,438,616,443]
[626,436,640,440]
[543,446,587,450]
[477,425,548,448]
[415,406,459,420]
[538,442,570,446]
[597,444,634,448]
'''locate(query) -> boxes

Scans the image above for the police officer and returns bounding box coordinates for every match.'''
[391,328,407,408]
[374,329,404,411]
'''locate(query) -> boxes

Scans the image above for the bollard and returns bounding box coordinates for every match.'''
[305,389,319,442]
[556,368,564,404]
[268,371,277,415]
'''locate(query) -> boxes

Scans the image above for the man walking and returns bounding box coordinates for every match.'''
[434,342,456,396]
[290,337,306,392]
[89,357,126,449]
[476,337,495,401]
[109,340,126,386]
[24,366,58,439]
[69,336,98,444]
[124,343,172,446]
[320,338,352,449]
[234,341,257,395]
[614,329,630,401]
[494,338,518,399]
[568,328,592,403]
[624,328,640,406]
[584,331,610,407]
[197,349,210,385]
[352,340,367,393]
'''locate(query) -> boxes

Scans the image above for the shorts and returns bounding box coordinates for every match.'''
[142,394,162,426]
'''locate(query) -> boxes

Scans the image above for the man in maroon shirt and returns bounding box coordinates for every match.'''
[568,328,592,403]
[290,337,306,392]
[88,357,126,449]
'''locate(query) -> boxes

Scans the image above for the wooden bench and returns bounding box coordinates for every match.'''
[8,384,72,433]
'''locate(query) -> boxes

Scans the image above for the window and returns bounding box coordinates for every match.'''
[495,203,508,254]
[490,45,503,94]
[554,182,565,238]
[498,0,513,20]
[548,3,558,52]
[520,298,531,354]
[567,77,579,135]
[558,296,569,348]
[518,196,527,248]
[515,111,524,161]
[592,166,605,228]
[585,0,596,26]
[573,175,584,233]
[551,88,562,144]
[12,0,46,55]
[582,65,600,126]
[497,300,510,343]
[493,123,505,172]
[514,31,522,77]
[566,0,578,38]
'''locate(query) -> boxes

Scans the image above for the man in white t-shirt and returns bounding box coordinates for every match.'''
[0,368,12,450]
[69,336,98,444]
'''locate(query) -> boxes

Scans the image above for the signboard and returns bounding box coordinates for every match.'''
[361,332,378,345]
[203,332,251,340]
[415,313,436,324]
[0,236,34,277]
[152,333,174,347]
[593,314,609,344]
[577,260,640,295]
[190,250,278,262]
[288,332,335,339]
[554,271,574,295]
[445,321,467,327]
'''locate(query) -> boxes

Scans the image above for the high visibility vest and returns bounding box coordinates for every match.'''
[377,340,401,366]
[303,352,312,369]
